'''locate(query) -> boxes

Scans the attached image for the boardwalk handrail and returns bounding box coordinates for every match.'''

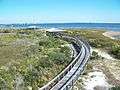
[39,35,82,90]
[39,50,82,90]
[39,32,91,90]
[60,44,90,90]
[51,37,91,90]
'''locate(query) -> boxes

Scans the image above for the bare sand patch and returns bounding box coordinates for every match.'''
[93,48,115,60]
[103,31,120,40]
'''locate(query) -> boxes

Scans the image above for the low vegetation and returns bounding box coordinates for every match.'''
[64,29,120,59]
[0,29,71,89]
[0,29,119,89]
[111,86,120,90]
[64,29,120,89]
[110,45,120,59]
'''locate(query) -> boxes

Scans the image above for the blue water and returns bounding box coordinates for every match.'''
[0,23,120,31]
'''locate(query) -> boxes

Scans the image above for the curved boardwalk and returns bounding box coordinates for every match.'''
[39,33,91,90]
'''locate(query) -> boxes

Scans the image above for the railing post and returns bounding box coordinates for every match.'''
[71,80,74,90]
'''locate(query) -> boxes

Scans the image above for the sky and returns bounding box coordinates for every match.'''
[0,0,120,24]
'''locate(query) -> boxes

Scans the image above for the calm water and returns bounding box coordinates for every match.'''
[0,23,120,31]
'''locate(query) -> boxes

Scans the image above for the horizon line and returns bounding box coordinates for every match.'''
[0,22,120,25]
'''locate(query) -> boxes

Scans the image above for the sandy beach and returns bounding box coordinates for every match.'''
[103,31,120,40]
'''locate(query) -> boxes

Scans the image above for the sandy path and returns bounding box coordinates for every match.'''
[93,48,116,60]
[103,31,120,40]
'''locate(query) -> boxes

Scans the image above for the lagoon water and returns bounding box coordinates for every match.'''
[0,23,120,31]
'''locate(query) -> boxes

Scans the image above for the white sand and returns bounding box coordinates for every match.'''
[81,49,115,90]
[93,48,116,60]
[103,31,120,40]
[83,71,110,90]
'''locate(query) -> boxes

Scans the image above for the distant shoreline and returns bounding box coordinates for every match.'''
[0,23,120,32]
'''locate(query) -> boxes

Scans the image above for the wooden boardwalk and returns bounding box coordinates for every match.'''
[39,33,91,90]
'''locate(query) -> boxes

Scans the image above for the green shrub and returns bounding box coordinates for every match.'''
[110,86,120,90]
[110,45,120,59]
